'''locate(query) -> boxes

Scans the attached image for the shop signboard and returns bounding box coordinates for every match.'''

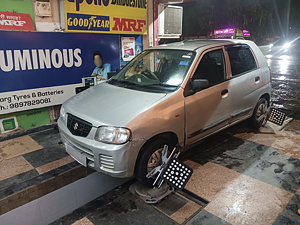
[0,0,35,23]
[0,30,120,115]
[0,11,35,31]
[65,0,147,35]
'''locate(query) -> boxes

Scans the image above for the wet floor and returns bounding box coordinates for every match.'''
[51,120,300,225]
[266,53,300,120]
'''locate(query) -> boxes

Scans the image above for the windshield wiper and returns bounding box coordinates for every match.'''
[108,80,177,91]
[107,79,138,86]
[146,82,178,88]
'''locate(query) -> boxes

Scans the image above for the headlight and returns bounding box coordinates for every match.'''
[283,42,291,49]
[60,105,66,118]
[95,126,131,144]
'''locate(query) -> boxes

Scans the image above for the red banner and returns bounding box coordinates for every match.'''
[0,11,35,31]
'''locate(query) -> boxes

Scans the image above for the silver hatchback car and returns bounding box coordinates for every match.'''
[58,39,272,186]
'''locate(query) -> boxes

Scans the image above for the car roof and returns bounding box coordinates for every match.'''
[147,39,254,51]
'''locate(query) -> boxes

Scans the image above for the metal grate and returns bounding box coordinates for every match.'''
[67,113,92,137]
[99,154,114,170]
[267,108,286,126]
[164,6,182,35]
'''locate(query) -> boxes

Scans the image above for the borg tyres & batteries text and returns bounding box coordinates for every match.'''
[0,90,64,111]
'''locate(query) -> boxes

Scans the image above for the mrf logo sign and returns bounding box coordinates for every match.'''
[65,0,147,34]
[112,18,146,32]
[0,11,35,31]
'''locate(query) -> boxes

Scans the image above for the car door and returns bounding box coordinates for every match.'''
[224,44,263,124]
[184,47,232,145]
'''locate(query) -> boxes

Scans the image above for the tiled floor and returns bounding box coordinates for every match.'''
[0,128,93,215]
[187,162,293,224]
[0,135,43,161]
[1,120,300,224]
[52,120,300,225]
[183,120,300,225]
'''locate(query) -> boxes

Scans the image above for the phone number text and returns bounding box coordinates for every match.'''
[9,98,51,109]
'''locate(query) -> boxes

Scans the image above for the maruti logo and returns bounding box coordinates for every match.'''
[68,0,110,11]
[73,123,78,130]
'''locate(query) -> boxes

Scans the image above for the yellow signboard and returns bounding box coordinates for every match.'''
[65,0,147,35]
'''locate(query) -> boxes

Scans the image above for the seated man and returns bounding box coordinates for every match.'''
[91,51,111,80]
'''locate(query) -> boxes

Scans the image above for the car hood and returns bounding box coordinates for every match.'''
[63,82,167,127]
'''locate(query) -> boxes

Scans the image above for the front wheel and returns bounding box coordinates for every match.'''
[134,138,175,187]
[251,98,269,129]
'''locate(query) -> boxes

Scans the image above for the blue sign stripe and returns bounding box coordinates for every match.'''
[0,31,120,93]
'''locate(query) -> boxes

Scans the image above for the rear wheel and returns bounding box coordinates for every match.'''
[251,98,269,129]
[135,138,176,187]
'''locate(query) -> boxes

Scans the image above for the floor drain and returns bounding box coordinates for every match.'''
[130,182,208,224]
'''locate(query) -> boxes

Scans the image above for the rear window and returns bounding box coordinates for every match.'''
[226,45,257,76]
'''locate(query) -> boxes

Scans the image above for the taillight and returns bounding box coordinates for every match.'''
[268,66,272,82]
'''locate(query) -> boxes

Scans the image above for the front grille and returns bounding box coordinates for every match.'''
[67,113,92,137]
[99,154,114,170]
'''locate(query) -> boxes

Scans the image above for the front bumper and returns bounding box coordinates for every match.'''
[57,117,145,178]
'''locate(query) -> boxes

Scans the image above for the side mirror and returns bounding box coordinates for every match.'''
[191,79,209,93]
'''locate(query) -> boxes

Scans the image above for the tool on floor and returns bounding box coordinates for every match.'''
[135,145,193,204]
[267,107,299,216]
[267,107,287,126]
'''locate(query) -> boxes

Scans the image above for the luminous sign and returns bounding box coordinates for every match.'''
[243,30,251,36]
[0,30,120,114]
[0,48,82,72]
[214,28,235,35]
[214,28,251,37]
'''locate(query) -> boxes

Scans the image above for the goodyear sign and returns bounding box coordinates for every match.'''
[65,0,147,35]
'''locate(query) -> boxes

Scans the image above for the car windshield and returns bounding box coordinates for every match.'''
[107,49,195,93]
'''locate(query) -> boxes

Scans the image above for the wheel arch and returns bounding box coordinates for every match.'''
[134,131,179,171]
[260,93,271,106]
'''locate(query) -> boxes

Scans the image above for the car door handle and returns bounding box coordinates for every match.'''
[221,89,228,98]
[255,76,261,83]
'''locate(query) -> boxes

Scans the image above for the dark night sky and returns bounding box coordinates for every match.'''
[179,0,300,43]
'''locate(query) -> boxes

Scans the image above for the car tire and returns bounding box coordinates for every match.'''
[134,137,176,187]
[251,97,269,129]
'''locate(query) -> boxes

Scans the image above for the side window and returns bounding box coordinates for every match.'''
[193,49,226,85]
[227,45,257,76]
